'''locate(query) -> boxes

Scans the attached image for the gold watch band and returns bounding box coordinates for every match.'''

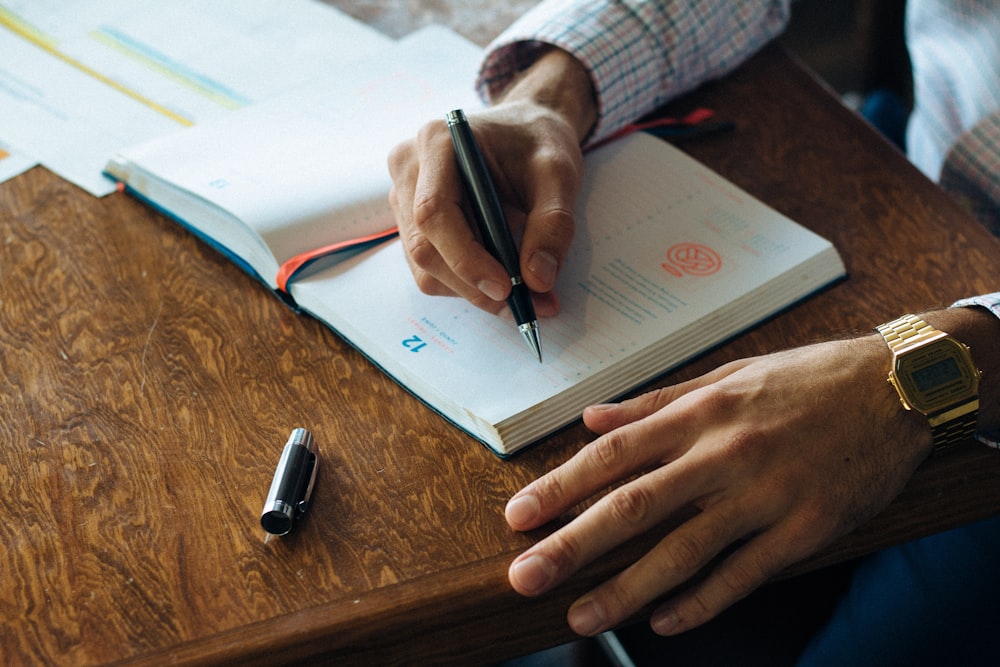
[928,410,980,450]
[877,314,979,451]
[877,313,942,353]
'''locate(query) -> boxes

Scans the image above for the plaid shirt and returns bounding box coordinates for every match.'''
[478,0,1000,445]
[907,1,1000,233]
[478,0,999,231]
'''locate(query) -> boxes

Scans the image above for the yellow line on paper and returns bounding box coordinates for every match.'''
[0,7,193,126]
[89,29,243,111]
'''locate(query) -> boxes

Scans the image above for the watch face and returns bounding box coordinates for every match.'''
[911,357,962,392]
[893,337,979,414]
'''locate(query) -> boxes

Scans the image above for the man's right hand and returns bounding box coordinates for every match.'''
[386,47,597,317]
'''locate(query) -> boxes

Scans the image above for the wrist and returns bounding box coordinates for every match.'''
[495,46,598,144]
[920,307,1000,434]
[853,334,937,457]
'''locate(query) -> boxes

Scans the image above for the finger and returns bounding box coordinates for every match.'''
[394,123,507,310]
[563,497,756,636]
[525,359,766,531]
[508,442,733,598]
[507,464,676,598]
[582,385,691,435]
[405,129,490,291]
[412,122,522,306]
[517,147,581,294]
[389,145,459,300]
[389,136,460,298]
[506,412,678,532]
[583,359,755,435]
[387,140,418,242]
[647,513,828,636]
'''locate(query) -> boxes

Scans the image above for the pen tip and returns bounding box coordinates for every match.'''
[520,325,542,363]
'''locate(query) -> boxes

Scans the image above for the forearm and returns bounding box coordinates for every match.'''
[478,0,792,142]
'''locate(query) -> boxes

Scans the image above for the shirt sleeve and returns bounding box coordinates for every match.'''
[476,0,791,143]
[952,292,1000,448]
[938,111,1000,235]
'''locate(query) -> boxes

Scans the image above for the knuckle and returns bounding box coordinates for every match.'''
[532,473,568,508]
[694,384,740,414]
[717,558,765,599]
[405,233,439,274]
[449,254,487,285]
[535,143,580,173]
[544,528,583,571]
[412,269,447,297]
[410,191,449,233]
[659,532,708,577]
[588,432,632,471]
[601,578,641,620]
[386,140,414,175]
[536,206,576,244]
[415,118,447,145]
[605,485,652,528]
[679,588,716,627]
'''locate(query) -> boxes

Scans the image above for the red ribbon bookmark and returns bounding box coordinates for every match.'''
[588,107,718,150]
[276,226,399,293]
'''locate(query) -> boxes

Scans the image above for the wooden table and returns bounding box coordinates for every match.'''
[3,5,1000,666]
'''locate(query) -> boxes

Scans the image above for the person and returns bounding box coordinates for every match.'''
[387,0,1000,662]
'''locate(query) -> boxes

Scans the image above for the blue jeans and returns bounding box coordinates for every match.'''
[797,514,1000,666]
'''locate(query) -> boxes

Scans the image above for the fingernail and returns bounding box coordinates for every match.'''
[477,279,507,302]
[587,403,618,412]
[505,494,540,527]
[527,251,558,290]
[510,554,556,595]
[568,599,606,636]
[651,607,680,635]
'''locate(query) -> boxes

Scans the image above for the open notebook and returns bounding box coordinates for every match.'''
[105,26,845,456]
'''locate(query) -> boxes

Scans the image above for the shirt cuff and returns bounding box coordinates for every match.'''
[474,0,665,144]
[476,0,791,146]
[951,292,1000,448]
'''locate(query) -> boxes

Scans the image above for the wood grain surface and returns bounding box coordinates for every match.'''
[2,4,999,665]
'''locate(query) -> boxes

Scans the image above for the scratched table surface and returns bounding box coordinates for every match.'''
[3,2,1000,665]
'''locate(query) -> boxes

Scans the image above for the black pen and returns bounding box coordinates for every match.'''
[260,428,318,536]
[446,108,542,363]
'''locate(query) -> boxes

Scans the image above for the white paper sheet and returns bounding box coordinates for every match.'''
[0,0,390,194]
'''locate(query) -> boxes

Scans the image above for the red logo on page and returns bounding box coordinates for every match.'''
[661,243,722,277]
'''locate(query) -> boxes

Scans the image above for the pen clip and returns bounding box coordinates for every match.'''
[296,447,318,516]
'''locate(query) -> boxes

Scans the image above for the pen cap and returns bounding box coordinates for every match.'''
[261,500,295,536]
[260,428,317,536]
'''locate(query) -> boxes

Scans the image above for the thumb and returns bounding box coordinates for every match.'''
[517,144,583,295]
[519,198,576,295]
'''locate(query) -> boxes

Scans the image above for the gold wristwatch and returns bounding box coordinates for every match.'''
[876,314,981,451]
